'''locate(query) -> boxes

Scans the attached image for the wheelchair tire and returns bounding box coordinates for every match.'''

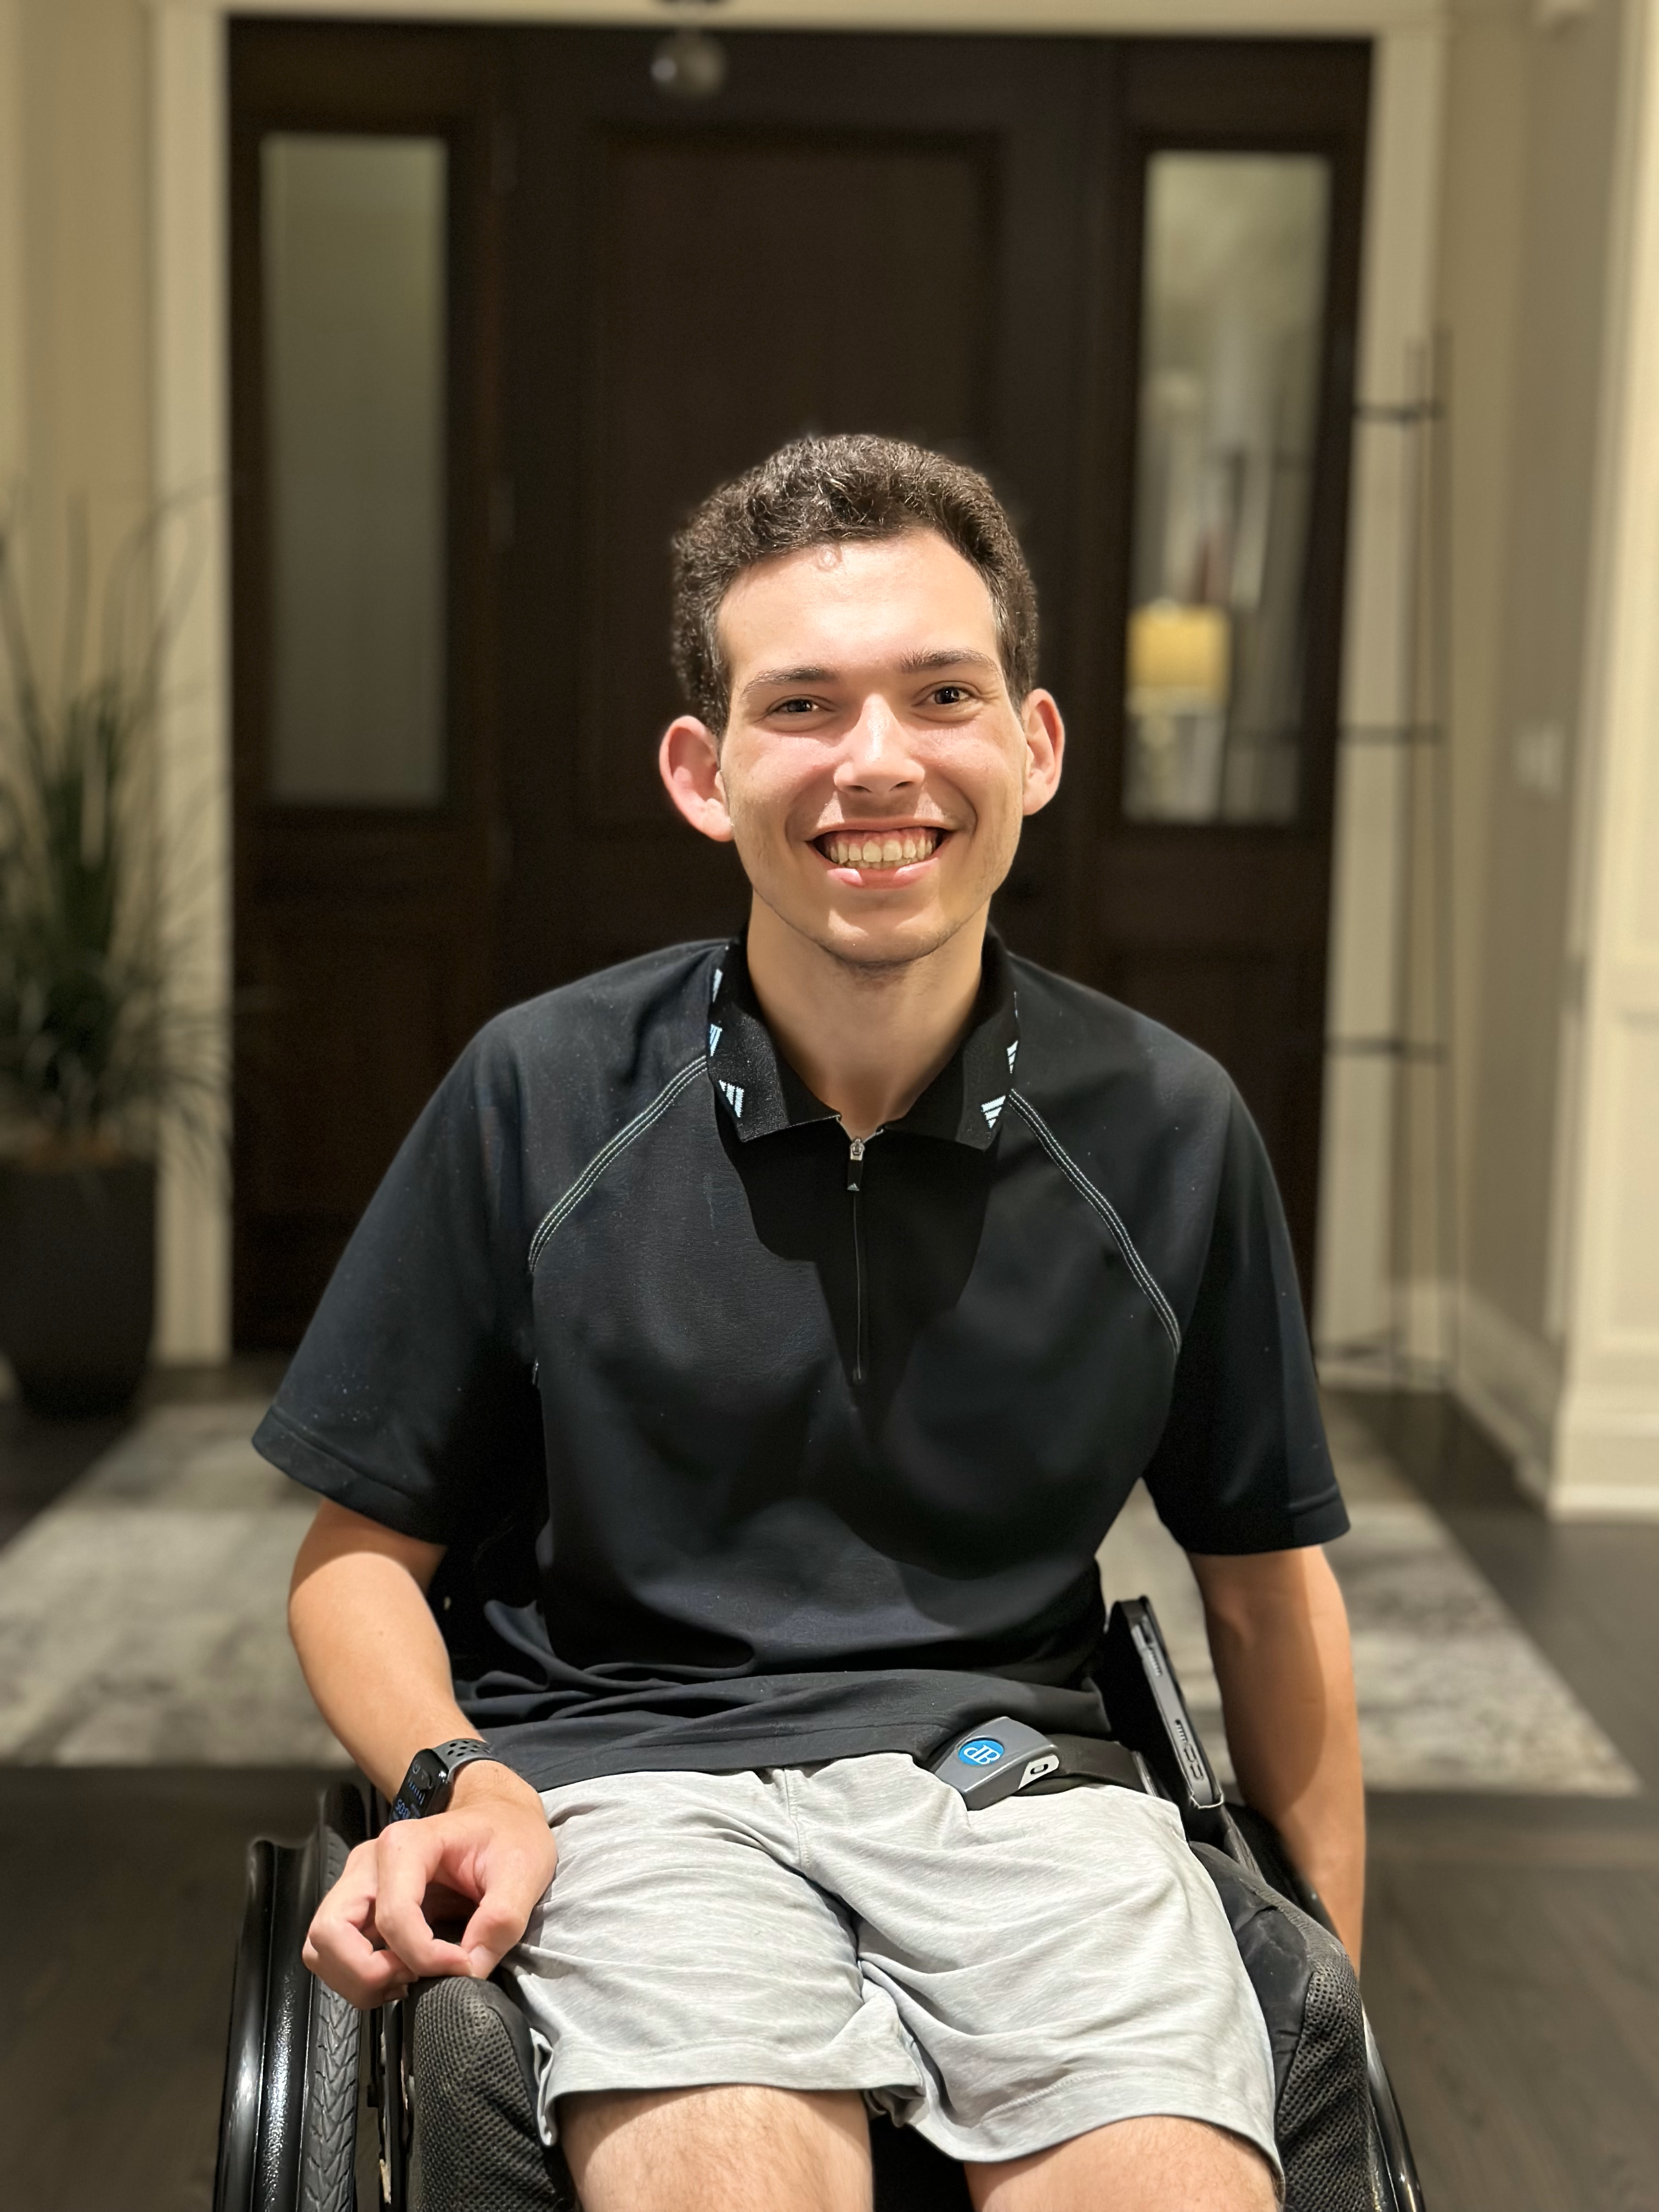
[297,1785,366,2212]
[215,1785,370,2212]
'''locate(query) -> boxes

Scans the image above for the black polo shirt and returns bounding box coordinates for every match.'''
[255,936,1345,1791]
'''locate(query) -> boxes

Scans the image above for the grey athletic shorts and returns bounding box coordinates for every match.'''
[503,1752,1279,2175]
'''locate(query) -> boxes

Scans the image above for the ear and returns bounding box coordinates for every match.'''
[1018,689,1065,816]
[659,715,734,842]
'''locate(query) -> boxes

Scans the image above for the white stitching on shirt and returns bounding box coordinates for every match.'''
[1007,1091,1182,1355]
[527,1058,704,1278]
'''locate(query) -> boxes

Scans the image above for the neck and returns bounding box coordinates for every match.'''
[744,899,988,1139]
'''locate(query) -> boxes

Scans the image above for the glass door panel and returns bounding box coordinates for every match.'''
[263,133,448,806]
[1124,153,1329,825]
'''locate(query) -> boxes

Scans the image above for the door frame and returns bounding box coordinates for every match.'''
[147,0,1447,1374]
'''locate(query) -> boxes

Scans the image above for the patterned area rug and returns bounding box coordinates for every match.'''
[0,1396,1639,1790]
[0,1403,341,1765]
[1099,1400,1638,1794]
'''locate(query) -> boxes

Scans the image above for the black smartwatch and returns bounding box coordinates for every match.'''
[389,1738,501,1822]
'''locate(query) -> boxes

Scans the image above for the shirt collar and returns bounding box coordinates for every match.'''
[704,934,1019,1150]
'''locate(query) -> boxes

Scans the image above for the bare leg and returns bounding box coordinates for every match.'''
[967,2115,1278,2212]
[561,2084,873,2212]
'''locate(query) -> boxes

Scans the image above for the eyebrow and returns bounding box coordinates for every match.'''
[896,648,1000,675]
[744,665,836,692]
[742,647,998,697]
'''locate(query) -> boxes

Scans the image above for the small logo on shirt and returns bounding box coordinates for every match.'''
[711,967,724,998]
[957,1737,1006,1767]
[980,1095,1006,1129]
[1007,1043,1018,1072]
[719,1080,746,1118]
[708,1023,723,1054]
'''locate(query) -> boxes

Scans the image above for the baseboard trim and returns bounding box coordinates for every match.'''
[1552,1393,1659,1519]
[1317,1281,1659,1516]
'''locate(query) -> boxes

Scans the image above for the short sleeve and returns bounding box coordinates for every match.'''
[1140,1090,1348,1554]
[252,1031,532,1544]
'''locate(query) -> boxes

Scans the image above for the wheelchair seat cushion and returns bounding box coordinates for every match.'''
[404,1976,974,2212]
[407,1978,576,2212]
[1190,1845,1380,2212]
[399,1843,1383,2212]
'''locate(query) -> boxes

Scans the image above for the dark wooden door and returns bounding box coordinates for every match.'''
[229,23,1367,1344]
[1064,42,1372,1293]
[229,25,504,1346]
[494,29,1098,1000]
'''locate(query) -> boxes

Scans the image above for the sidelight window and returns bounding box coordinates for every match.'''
[263,134,449,808]
[1124,154,1330,826]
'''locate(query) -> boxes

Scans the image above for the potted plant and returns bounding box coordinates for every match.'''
[0,506,218,1415]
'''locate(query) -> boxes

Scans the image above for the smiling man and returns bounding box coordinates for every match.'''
[274,437,1362,2212]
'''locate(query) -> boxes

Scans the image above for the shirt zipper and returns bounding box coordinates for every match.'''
[844,1128,883,1387]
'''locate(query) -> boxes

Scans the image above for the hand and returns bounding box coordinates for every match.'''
[303,1763,557,2007]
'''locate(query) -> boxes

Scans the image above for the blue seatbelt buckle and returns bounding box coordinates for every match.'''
[928,1717,1062,1810]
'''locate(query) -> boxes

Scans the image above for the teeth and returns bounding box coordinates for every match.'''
[822,830,939,868]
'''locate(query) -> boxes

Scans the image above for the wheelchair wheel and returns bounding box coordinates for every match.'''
[213,1783,368,2212]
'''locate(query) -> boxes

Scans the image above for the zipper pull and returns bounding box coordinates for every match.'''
[847,1136,866,1193]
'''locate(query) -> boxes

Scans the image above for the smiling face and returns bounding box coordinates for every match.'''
[658,529,1063,970]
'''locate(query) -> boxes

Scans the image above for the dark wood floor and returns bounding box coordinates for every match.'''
[1364,1795,1658,2212]
[1342,1392,1659,2212]
[2,1386,1655,2211]
[1,1767,334,2212]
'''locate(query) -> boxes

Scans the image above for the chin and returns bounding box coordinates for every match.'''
[809,904,968,970]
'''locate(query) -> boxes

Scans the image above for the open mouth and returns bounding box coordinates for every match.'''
[813,826,946,871]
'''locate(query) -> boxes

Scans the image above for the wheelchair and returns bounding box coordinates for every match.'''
[213,1597,1426,2212]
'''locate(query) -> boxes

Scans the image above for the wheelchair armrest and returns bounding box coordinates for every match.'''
[1094,1596,1223,1814]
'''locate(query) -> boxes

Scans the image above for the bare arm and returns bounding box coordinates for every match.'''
[1187,1545,1365,1966]
[289,1499,557,2006]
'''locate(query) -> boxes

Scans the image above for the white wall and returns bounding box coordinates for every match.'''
[1549,0,1659,1511]
[1430,0,1659,1511]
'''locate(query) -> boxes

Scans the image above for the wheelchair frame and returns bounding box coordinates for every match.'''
[213,1596,1426,2212]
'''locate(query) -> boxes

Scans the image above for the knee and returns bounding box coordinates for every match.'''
[561,2083,872,2212]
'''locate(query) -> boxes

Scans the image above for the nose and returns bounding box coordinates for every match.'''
[832,695,922,803]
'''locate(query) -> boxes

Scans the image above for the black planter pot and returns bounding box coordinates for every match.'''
[0,1153,156,1416]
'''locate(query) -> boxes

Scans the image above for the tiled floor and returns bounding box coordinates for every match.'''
[0,1379,1654,2211]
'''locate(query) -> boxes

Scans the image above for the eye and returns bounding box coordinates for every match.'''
[929,684,974,707]
[769,696,820,717]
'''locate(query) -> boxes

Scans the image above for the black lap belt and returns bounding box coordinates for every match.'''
[927,1717,1147,1810]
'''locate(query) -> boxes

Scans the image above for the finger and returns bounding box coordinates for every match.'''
[457,1836,559,1979]
[303,1838,400,2004]
[303,1921,416,2008]
[371,1825,476,1980]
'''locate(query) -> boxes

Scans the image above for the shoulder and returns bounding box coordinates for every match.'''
[456,944,719,1214]
[466,941,719,1101]
[1008,955,1236,1146]
[1005,956,1256,1328]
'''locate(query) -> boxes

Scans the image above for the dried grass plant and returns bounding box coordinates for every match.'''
[0,501,222,1167]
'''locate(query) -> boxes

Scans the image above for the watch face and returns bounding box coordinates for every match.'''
[392,1748,447,1821]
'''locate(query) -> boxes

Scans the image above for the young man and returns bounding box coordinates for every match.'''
[275,436,1362,2212]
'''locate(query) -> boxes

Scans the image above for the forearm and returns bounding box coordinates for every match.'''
[1190,1545,1365,1965]
[288,1500,475,1796]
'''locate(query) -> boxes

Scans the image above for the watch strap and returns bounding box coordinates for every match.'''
[434,1736,496,1777]
[390,1737,501,1821]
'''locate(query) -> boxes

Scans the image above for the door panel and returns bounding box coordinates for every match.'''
[582,134,994,836]
[495,30,1097,1001]
[229,24,504,1347]
[1067,41,1371,1292]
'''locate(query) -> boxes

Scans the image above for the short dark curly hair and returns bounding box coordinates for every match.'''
[669,434,1039,732]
